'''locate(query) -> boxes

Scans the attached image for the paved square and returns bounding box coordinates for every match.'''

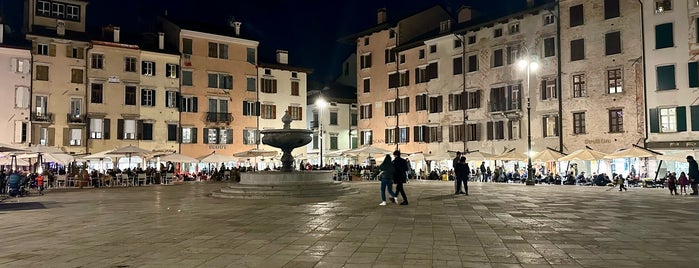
[1,181,698,267]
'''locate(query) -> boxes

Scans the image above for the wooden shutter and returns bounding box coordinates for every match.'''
[63,128,70,146]
[203,128,209,144]
[193,97,198,112]
[405,127,410,143]
[476,123,482,141]
[137,120,144,140]
[691,106,699,131]
[449,126,454,142]
[437,126,443,142]
[677,106,687,132]
[226,129,233,144]
[66,45,73,58]
[49,44,56,57]
[541,80,547,100]
[388,73,398,88]
[117,119,124,140]
[47,128,55,146]
[191,128,198,144]
[487,121,493,140]
[152,90,156,106]
[427,62,438,79]
[77,47,84,59]
[689,62,699,87]
[104,119,111,139]
[413,126,420,142]
[143,123,153,140]
[649,108,659,133]
[507,120,513,140]
[141,61,147,75]
[141,89,147,106]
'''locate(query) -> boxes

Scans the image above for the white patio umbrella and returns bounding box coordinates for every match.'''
[17,152,74,165]
[424,151,453,161]
[531,148,566,163]
[464,151,496,160]
[343,145,392,157]
[0,156,29,166]
[604,145,660,159]
[108,145,152,169]
[492,150,527,161]
[558,148,608,161]
[196,152,237,163]
[160,153,199,163]
[232,148,278,158]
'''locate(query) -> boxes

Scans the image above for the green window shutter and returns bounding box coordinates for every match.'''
[691,105,699,131]
[696,18,699,43]
[655,23,674,49]
[656,65,676,90]
[649,108,659,133]
[690,62,699,87]
[677,106,687,132]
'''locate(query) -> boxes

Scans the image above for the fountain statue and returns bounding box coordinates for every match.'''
[212,111,357,199]
[260,111,312,172]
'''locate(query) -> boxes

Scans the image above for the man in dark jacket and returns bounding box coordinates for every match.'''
[688,155,699,195]
[393,150,410,205]
[452,151,462,193]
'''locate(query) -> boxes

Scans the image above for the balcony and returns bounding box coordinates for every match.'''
[67,113,86,124]
[206,112,232,123]
[310,121,319,129]
[31,112,54,123]
[489,100,522,114]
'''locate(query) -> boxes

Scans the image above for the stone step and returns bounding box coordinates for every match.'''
[212,187,359,199]
[213,182,358,199]
[218,184,354,195]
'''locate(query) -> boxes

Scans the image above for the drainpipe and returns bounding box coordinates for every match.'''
[29,50,34,147]
[638,0,648,147]
[256,64,260,149]
[556,1,563,153]
[394,48,399,151]
[85,42,93,154]
[456,33,467,153]
[178,39,182,154]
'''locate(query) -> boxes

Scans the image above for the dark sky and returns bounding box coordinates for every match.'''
[1,0,538,83]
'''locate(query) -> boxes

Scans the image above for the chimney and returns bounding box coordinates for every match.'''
[158,32,165,50]
[276,50,288,64]
[526,0,534,8]
[56,20,65,36]
[0,23,4,44]
[457,6,473,23]
[233,21,241,36]
[113,26,120,43]
[377,8,387,24]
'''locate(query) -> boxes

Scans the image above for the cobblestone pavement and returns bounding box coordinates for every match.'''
[1,181,698,268]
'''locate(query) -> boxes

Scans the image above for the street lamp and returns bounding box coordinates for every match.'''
[518,46,538,186]
[315,97,327,167]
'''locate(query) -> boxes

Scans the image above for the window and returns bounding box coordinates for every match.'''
[440,20,452,33]
[363,37,369,46]
[655,23,674,49]
[141,89,155,106]
[605,0,620,19]
[605,31,621,55]
[167,124,178,141]
[261,104,276,119]
[608,68,623,93]
[208,73,233,89]
[124,86,137,105]
[385,48,396,63]
[360,53,372,69]
[70,69,83,84]
[609,109,623,133]
[429,96,443,113]
[36,0,50,16]
[656,65,676,90]
[68,47,83,59]
[330,135,339,150]
[51,2,64,18]
[12,58,30,73]
[165,91,177,108]
[467,54,478,72]
[89,118,109,139]
[544,14,555,25]
[426,62,438,79]
[181,96,198,112]
[468,35,476,44]
[363,78,371,93]
[389,29,395,39]
[91,54,104,69]
[125,57,137,72]
[360,104,372,119]
[454,39,462,49]
[449,93,464,111]
[543,37,556,57]
[543,115,559,137]
[453,57,463,75]
[429,45,437,53]
[655,0,672,13]
[350,112,358,126]
[492,48,503,67]
[243,129,259,145]
[312,133,318,149]
[571,74,586,98]
[506,45,520,65]
[182,39,193,54]
[399,54,406,64]
[509,23,520,34]
[399,127,409,143]
[288,106,302,120]
[261,78,277,93]
[384,101,396,116]
[15,86,30,108]
[466,124,480,141]
[38,127,49,146]
[37,43,49,56]
[239,101,257,117]
[291,81,299,96]
[486,121,505,140]
[329,112,338,125]
[428,126,442,142]
[206,128,219,144]
[415,66,428,83]
[419,49,425,59]
[141,61,155,76]
[413,126,425,142]
[689,62,699,87]
[490,86,521,112]
[416,94,427,111]
[181,127,196,144]
[449,124,466,142]
[397,97,409,114]
[90,84,103,104]
[66,129,82,146]
[208,42,228,59]
[247,77,256,92]
[182,70,193,86]
[69,98,82,119]
[660,107,677,132]
[494,28,503,38]
[264,69,271,75]
[466,91,481,109]
[388,71,409,88]
[36,65,49,81]
[570,39,585,61]
[14,121,28,143]
[399,71,409,87]
[541,78,557,100]
[573,112,586,134]
[361,130,372,145]
[166,64,179,78]
[246,48,256,64]
[206,99,229,123]
[570,4,584,27]
[66,4,79,21]
[384,127,396,144]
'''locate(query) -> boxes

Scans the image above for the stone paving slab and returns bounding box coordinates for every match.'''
[1,181,698,267]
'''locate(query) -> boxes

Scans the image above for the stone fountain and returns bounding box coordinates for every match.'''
[212,112,357,199]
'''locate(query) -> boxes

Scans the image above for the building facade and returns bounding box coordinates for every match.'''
[0,27,32,147]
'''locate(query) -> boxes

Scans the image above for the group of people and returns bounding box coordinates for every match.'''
[667,156,699,195]
[376,150,410,206]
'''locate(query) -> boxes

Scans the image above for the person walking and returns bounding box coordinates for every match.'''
[667,172,678,195]
[36,173,45,195]
[688,156,699,195]
[452,151,462,193]
[457,156,470,195]
[479,162,486,182]
[617,174,627,191]
[393,150,410,205]
[678,171,689,195]
[377,154,397,206]
[454,157,465,195]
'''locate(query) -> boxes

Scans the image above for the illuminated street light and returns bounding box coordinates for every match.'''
[518,46,538,186]
[315,97,327,167]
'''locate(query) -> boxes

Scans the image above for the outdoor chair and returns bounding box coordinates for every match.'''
[56,175,66,188]
[137,173,146,186]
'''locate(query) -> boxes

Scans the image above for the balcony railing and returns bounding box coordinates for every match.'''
[31,112,54,123]
[206,112,232,123]
[489,100,522,113]
[67,113,86,124]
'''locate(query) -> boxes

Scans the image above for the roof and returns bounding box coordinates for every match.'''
[338,4,448,44]
[258,62,314,74]
[26,25,91,42]
[161,16,259,41]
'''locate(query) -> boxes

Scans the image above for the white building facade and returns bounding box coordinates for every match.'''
[0,41,32,146]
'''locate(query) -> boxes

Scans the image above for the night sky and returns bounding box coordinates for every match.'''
[1,0,540,83]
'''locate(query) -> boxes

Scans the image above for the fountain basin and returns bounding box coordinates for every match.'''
[260,129,313,150]
[240,170,332,185]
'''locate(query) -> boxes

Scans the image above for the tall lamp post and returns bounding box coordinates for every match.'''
[315,97,327,167]
[518,46,538,186]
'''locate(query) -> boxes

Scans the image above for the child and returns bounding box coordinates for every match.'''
[678,171,689,195]
[667,172,678,195]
